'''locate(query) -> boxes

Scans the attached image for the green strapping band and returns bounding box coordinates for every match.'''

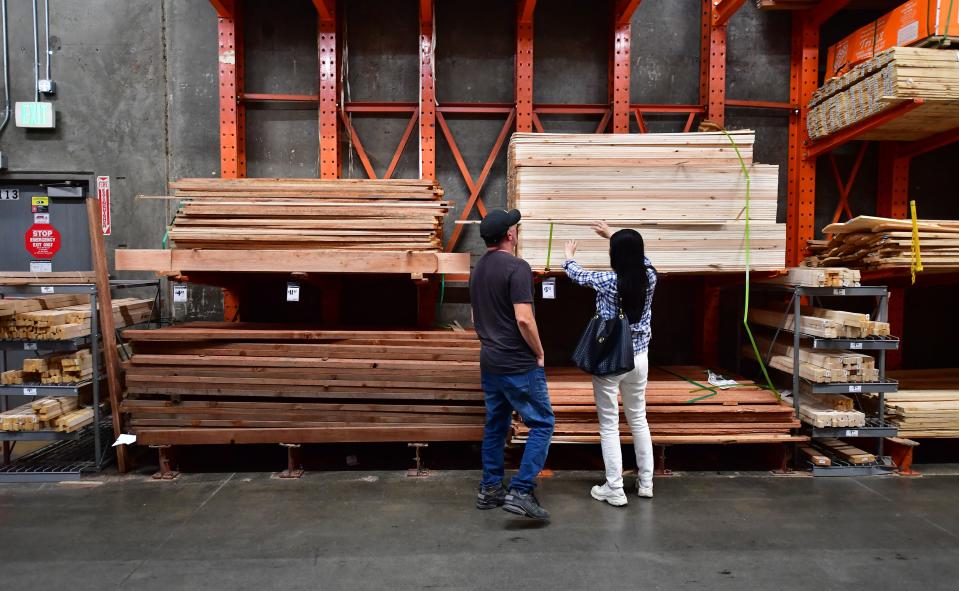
[544,222,555,271]
[655,366,719,403]
[720,129,780,398]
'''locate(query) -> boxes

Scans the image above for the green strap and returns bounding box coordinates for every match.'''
[544,222,555,271]
[720,129,780,398]
[655,366,719,403]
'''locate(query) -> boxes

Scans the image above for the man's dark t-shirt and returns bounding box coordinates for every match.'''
[469,250,538,374]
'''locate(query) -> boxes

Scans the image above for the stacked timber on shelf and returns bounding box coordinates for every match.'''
[746,334,879,385]
[749,306,890,340]
[760,267,861,287]
[116,178,469,275]
[866,369,959,437]
[805,216,959,270]
[816,438,876,465]
[512,366,804,445]
[0,297,153,340]
[507,131,785,273]
[1,349,93,385]
[120,323,485,445]
[807,47,959,141]
[0,399,93,433]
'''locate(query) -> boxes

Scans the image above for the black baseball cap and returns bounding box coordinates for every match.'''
[480,209,522,244]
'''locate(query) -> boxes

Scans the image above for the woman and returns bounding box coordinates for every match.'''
[563,221,657,507]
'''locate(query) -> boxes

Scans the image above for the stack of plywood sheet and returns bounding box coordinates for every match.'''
[805,216,959,270]
[120,323,485,445]
[868,369,959,437]
[808,47,959,141]
[512,366,803,444]
[164,178,449,251]
[507,131,785,273]
[1,297,153,340]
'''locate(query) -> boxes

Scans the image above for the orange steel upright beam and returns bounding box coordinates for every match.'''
[877,143,910,220]
[216,0,245,178]
[610,1,636,133]
[516,1,535,132]
[705,2,728,126]
[419,0,436,180]
[317,0,338,178]
[786,13,818,266]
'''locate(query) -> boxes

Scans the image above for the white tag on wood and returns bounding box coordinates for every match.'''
[542,278,556,300]
[172,283,188,303]
[286,282,300,302]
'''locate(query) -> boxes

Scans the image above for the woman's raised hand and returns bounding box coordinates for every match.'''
[591,221,612,239]
[565,240,577,260]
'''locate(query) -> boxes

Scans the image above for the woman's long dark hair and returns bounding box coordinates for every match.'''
[610,229,653,323]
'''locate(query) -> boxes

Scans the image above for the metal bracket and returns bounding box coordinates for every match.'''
[151,445,180,480]
[278,443,305,479]
[407,442,429,477]
[653,444,673,476]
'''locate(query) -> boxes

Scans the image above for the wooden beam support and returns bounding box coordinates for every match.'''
[516,1,535,132]
[217,0,245,178]
[318,3,339,178]
[419,0,436,180]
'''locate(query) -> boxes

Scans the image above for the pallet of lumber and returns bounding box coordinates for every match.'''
[507,131,785,273]
[121,323,486,445]
[805,216,959,271]
[1,298,154,340]
[867,369,959,437]
[511,366,805,445]
[817,438,876,464]
[808,47,959,142]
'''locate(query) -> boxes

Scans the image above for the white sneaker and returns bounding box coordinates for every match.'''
[590,483,628,507]
[637,484,653,499]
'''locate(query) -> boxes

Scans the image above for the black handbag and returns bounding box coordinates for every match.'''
[571,304,635,376]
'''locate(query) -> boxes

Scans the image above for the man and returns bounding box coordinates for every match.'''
[469,208,554,520]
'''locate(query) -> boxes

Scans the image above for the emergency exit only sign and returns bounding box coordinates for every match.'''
[25,224,61,258]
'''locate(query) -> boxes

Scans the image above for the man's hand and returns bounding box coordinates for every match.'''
[536,356,545,368]
[591,221,612,239]
[564,240,577,260]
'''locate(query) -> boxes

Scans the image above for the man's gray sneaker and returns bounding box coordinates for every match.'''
[476,482,507,509]
[502,489,549,520]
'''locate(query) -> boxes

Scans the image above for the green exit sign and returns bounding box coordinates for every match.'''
[15,102,55,128]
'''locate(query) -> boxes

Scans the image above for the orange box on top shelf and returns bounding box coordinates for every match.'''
[824,0,959,78]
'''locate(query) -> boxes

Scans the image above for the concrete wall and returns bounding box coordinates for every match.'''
[0,1,952,361]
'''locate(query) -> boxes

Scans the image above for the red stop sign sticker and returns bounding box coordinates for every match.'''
[25,223,61,259]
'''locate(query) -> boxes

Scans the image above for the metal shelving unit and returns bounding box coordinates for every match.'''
[0,279,158,482]
[754,283,899,476]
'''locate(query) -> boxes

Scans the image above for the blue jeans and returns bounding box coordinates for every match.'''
[480,366,554,493]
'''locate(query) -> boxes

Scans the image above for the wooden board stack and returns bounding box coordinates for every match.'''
[507,131,785,273]
[0,399,93,433]
[0,297,153,340]
[760,267,861,287]
[512,366,803,444]
[749,307,889,340]
[793,392,865,428]
[120,323,486,445]
[805,216,959,270]
[866,369,959,437]
[747,335,879,384]
[161,178,449,251]
[1,349,94,385]
[808,47,959,141]
[816,438,876,464]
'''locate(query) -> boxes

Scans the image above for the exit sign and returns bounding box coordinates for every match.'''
[15,102,55,128]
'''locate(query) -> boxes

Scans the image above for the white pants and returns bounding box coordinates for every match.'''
[592,352,653,490]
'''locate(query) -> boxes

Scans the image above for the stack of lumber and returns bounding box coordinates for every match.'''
[0,297,153,340]
[120,323,486,445]
[805,216,959,270]
[1,349,94,385]
[162,178,448,251]
[817,438,876,464]
[793,392,865,428]
[867,369,959,437]
[798,444,832,466]
[808,47,959,141]
[760,267,861,287]
[749,306,889,339]
[0,272,96,286]
[512,366,804,445]
[747,335,878,384]
[507,131,785,273]
[0,399,93,433]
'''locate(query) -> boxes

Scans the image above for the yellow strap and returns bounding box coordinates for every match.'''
[910,200,923,284]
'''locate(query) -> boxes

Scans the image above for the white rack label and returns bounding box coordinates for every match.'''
[845,429,859,437]
[40,286,54,294]
[23,387,37,396]
[23,342,37,351]
[29,260,52,273]
[286,282,300,302]
[542,278,556,300]
[833,289,846,296]
[172,283,188,303]
[850,342,863,350]
[848,385,862,393]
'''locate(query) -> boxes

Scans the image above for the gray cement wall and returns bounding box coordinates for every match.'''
[0,1,951,336]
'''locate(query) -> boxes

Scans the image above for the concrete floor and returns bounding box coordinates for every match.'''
[1,470,958,591]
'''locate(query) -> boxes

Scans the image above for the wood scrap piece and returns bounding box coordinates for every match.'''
[818,438,876,464]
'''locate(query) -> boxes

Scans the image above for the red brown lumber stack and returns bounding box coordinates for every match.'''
[513,366,803,444]
[161,178,449,251]
[120,323,485,445]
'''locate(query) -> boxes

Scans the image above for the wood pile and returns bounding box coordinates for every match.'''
[1,399,93,433]
[808,47,959,141]
[760,267,861,287]
[749,306,889,339]
[161,178,449,251]
[120,323,485,445]
[0,297,153,340]
[798,444,831,466]
[805,216,959,270]
[748,335,879,383]
[817,438,876,464]
[506,131,785,273]
[512,366,803,444]
[867,369,959,437]
[794,392,865,428]
[2,349,94,385]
